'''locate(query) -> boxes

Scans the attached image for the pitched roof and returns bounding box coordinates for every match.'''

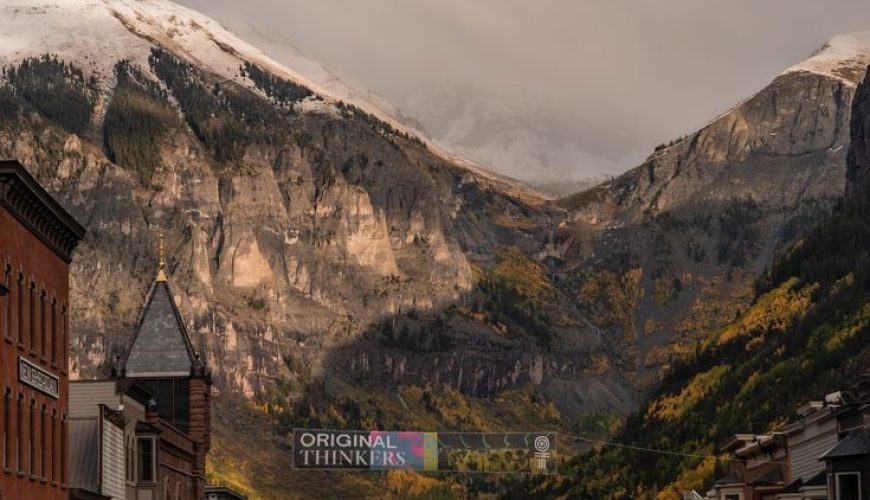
[820,430,870,460]
[779,471,826,495]
[123,279,196,377]
[714,471,742,485]
[749,468,784,486]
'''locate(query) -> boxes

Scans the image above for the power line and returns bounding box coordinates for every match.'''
[559,433,791,465]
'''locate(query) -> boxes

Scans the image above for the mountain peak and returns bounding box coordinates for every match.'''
[785,30,870,83]
[0,0,532,194]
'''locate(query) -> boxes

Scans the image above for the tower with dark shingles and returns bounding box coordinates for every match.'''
[120,239,211,499]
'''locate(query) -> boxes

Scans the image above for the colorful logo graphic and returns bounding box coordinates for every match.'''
[293,430,556,474]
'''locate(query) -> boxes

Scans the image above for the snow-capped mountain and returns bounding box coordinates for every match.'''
[0,0,537,193]
[786,31,870,81]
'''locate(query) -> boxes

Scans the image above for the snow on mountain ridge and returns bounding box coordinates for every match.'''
[785,31,870,82]
[0,0,538,196]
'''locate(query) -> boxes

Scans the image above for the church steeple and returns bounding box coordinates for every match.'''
[121,235,199,378]
[118,237,212,499]
[156,232,168,282]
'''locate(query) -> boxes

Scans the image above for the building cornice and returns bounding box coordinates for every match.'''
[0,160,85,263]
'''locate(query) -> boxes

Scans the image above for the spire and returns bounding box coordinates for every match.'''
[123,279,198,378]
[156,232,168,282]
[121,233,203,378]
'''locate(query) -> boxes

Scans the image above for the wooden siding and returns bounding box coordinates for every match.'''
[102,417,125,499]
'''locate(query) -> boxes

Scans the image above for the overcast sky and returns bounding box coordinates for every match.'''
[178,0,870,184]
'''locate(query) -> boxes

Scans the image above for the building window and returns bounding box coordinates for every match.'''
[2,264,10,341]
[50,299,57,366]
[2,388,8,471]
[17,274,24,347]
[29,398,35,476]
[39,291,46,360]
[50,408,56,484]
[61,306,68,373]
[836,472,862,500]
[16,394,23,474]
[29,282,36,354]
[40,405,46,480]
[137,437,155,482]
[60,414,66,485]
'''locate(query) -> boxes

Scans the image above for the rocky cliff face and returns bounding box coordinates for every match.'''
[847,66,870,200]
[555,44,870,385]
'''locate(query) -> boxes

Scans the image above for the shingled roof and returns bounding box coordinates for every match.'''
[123,279,197,377]
[820,430,870,460]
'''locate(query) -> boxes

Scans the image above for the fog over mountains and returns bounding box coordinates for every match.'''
[178,0,870,188]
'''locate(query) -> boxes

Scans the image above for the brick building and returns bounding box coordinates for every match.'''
[0,160,85,500]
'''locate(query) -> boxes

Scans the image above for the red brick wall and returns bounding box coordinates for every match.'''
[0,206,70,500]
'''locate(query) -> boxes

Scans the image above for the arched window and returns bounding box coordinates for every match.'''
[60,413,67,485]
[17,273,24,346]
[2,387,9,470]
[61,306,68,373]
[39,290,46,359]
[50,298,57,366]
[16,393,23,474]
[40,404,46,480]
[29,398,35,476]
[29,282,36,353]
[50,407,56,484]
[2,263,10,341]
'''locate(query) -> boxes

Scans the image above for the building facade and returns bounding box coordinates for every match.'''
[0,160,85,500]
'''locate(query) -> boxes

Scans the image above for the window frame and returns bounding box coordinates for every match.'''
[16,393,23,476]
[50,298,57,368]
[836,471,863,500]
[2,263,11,343]
[136,436,157,483]
[28,397,35,479]
[39,289,46,362]
[17,273,24,349]
[2,387,9,473]
[29,281,36,355]
[50,406,56,486]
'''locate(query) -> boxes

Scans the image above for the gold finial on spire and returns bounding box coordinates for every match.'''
[156,232,168,282]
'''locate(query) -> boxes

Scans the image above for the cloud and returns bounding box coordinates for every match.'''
[178,0,870,182]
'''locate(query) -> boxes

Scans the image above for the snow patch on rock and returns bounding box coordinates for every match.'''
[785,31,870,83]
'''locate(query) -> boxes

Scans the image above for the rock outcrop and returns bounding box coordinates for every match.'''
[847,66,870,200]
[555,40,870,385]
